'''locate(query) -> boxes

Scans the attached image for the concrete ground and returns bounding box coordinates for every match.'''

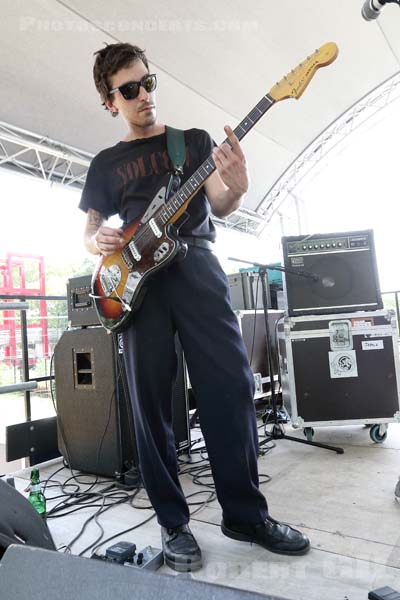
[6,421,400,600]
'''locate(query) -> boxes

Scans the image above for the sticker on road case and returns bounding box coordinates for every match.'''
[329,320,352,351]
[362,339,384,350]
[351,318,374,329]
[329,350,358,378]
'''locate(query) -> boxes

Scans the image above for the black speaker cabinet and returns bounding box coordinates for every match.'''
[54,327,137,478]
[282,230,382,316]
[54,328,190,478]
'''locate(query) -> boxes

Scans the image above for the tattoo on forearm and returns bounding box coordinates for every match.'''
[88,209,104,228]
[84,210,105,254]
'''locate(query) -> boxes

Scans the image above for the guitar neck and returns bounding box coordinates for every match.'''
[157,94,276,225]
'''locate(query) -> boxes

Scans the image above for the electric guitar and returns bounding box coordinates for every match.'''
[91,42,339,333]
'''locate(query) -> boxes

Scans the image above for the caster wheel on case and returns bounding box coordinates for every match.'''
[369,424,388,443]
[303,427,314,442]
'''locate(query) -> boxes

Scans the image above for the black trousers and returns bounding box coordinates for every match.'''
[122,246,269,529]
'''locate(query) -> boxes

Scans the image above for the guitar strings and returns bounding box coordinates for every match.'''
[121,96,272,253]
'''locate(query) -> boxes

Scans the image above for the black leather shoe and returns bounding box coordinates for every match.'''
[221,516,310,556]
[161,524,202,572]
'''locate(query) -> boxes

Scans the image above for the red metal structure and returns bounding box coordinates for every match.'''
[0,253,48,366]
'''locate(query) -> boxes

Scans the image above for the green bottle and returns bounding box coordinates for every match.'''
[28,469,46,519]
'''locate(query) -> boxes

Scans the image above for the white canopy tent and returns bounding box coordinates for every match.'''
[1,0,400,233]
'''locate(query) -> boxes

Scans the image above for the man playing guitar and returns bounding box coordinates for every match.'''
[80,42,310,572]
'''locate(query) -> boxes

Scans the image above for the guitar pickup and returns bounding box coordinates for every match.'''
[128,241,141,261]
[149,218,162,238]
[100,264,122,296]
[121,247,134,269]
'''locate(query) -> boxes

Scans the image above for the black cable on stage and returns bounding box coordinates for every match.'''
[46,481,135,518]
[65,488,142,555]
[85,512,158,558]
[64,493,108,554]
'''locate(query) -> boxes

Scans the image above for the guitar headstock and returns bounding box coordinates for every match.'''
[269,42,339,102]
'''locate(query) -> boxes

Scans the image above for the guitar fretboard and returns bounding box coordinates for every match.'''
[154,94,275,227]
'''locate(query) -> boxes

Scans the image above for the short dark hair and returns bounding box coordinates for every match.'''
[93,43,149,109]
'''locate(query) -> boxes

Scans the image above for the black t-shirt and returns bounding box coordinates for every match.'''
[79,128,217,242]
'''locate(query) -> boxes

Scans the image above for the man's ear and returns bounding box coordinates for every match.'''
[104,96,119,113]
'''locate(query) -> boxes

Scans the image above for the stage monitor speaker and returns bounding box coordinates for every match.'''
[282,229,383,316]
[0,545,286,600]
[54,328,190,478]
[0,480,56,559]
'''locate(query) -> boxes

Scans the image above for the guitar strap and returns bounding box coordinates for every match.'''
[165,126,186,176]
[139,127,186,225]
[165,126,189,232]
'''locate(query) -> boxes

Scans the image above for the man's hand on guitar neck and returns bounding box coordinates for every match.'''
[205,125,249,219]
[84,208,125,257]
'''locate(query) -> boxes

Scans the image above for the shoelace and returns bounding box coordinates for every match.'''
[167,527,192,540]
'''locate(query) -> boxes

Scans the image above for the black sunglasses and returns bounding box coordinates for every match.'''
[109,74,157,100]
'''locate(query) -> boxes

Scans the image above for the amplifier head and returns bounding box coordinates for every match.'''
[67,274,99,327]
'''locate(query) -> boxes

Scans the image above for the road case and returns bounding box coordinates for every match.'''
[278,310,400,442]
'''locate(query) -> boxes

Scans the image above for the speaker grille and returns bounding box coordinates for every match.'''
[282,230,382,316]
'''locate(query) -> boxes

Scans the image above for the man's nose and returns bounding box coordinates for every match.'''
[138,83,150,102]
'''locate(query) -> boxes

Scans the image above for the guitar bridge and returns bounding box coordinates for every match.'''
[100,264,122,296]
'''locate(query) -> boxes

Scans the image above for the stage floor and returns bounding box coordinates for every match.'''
[8,421,400,600]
